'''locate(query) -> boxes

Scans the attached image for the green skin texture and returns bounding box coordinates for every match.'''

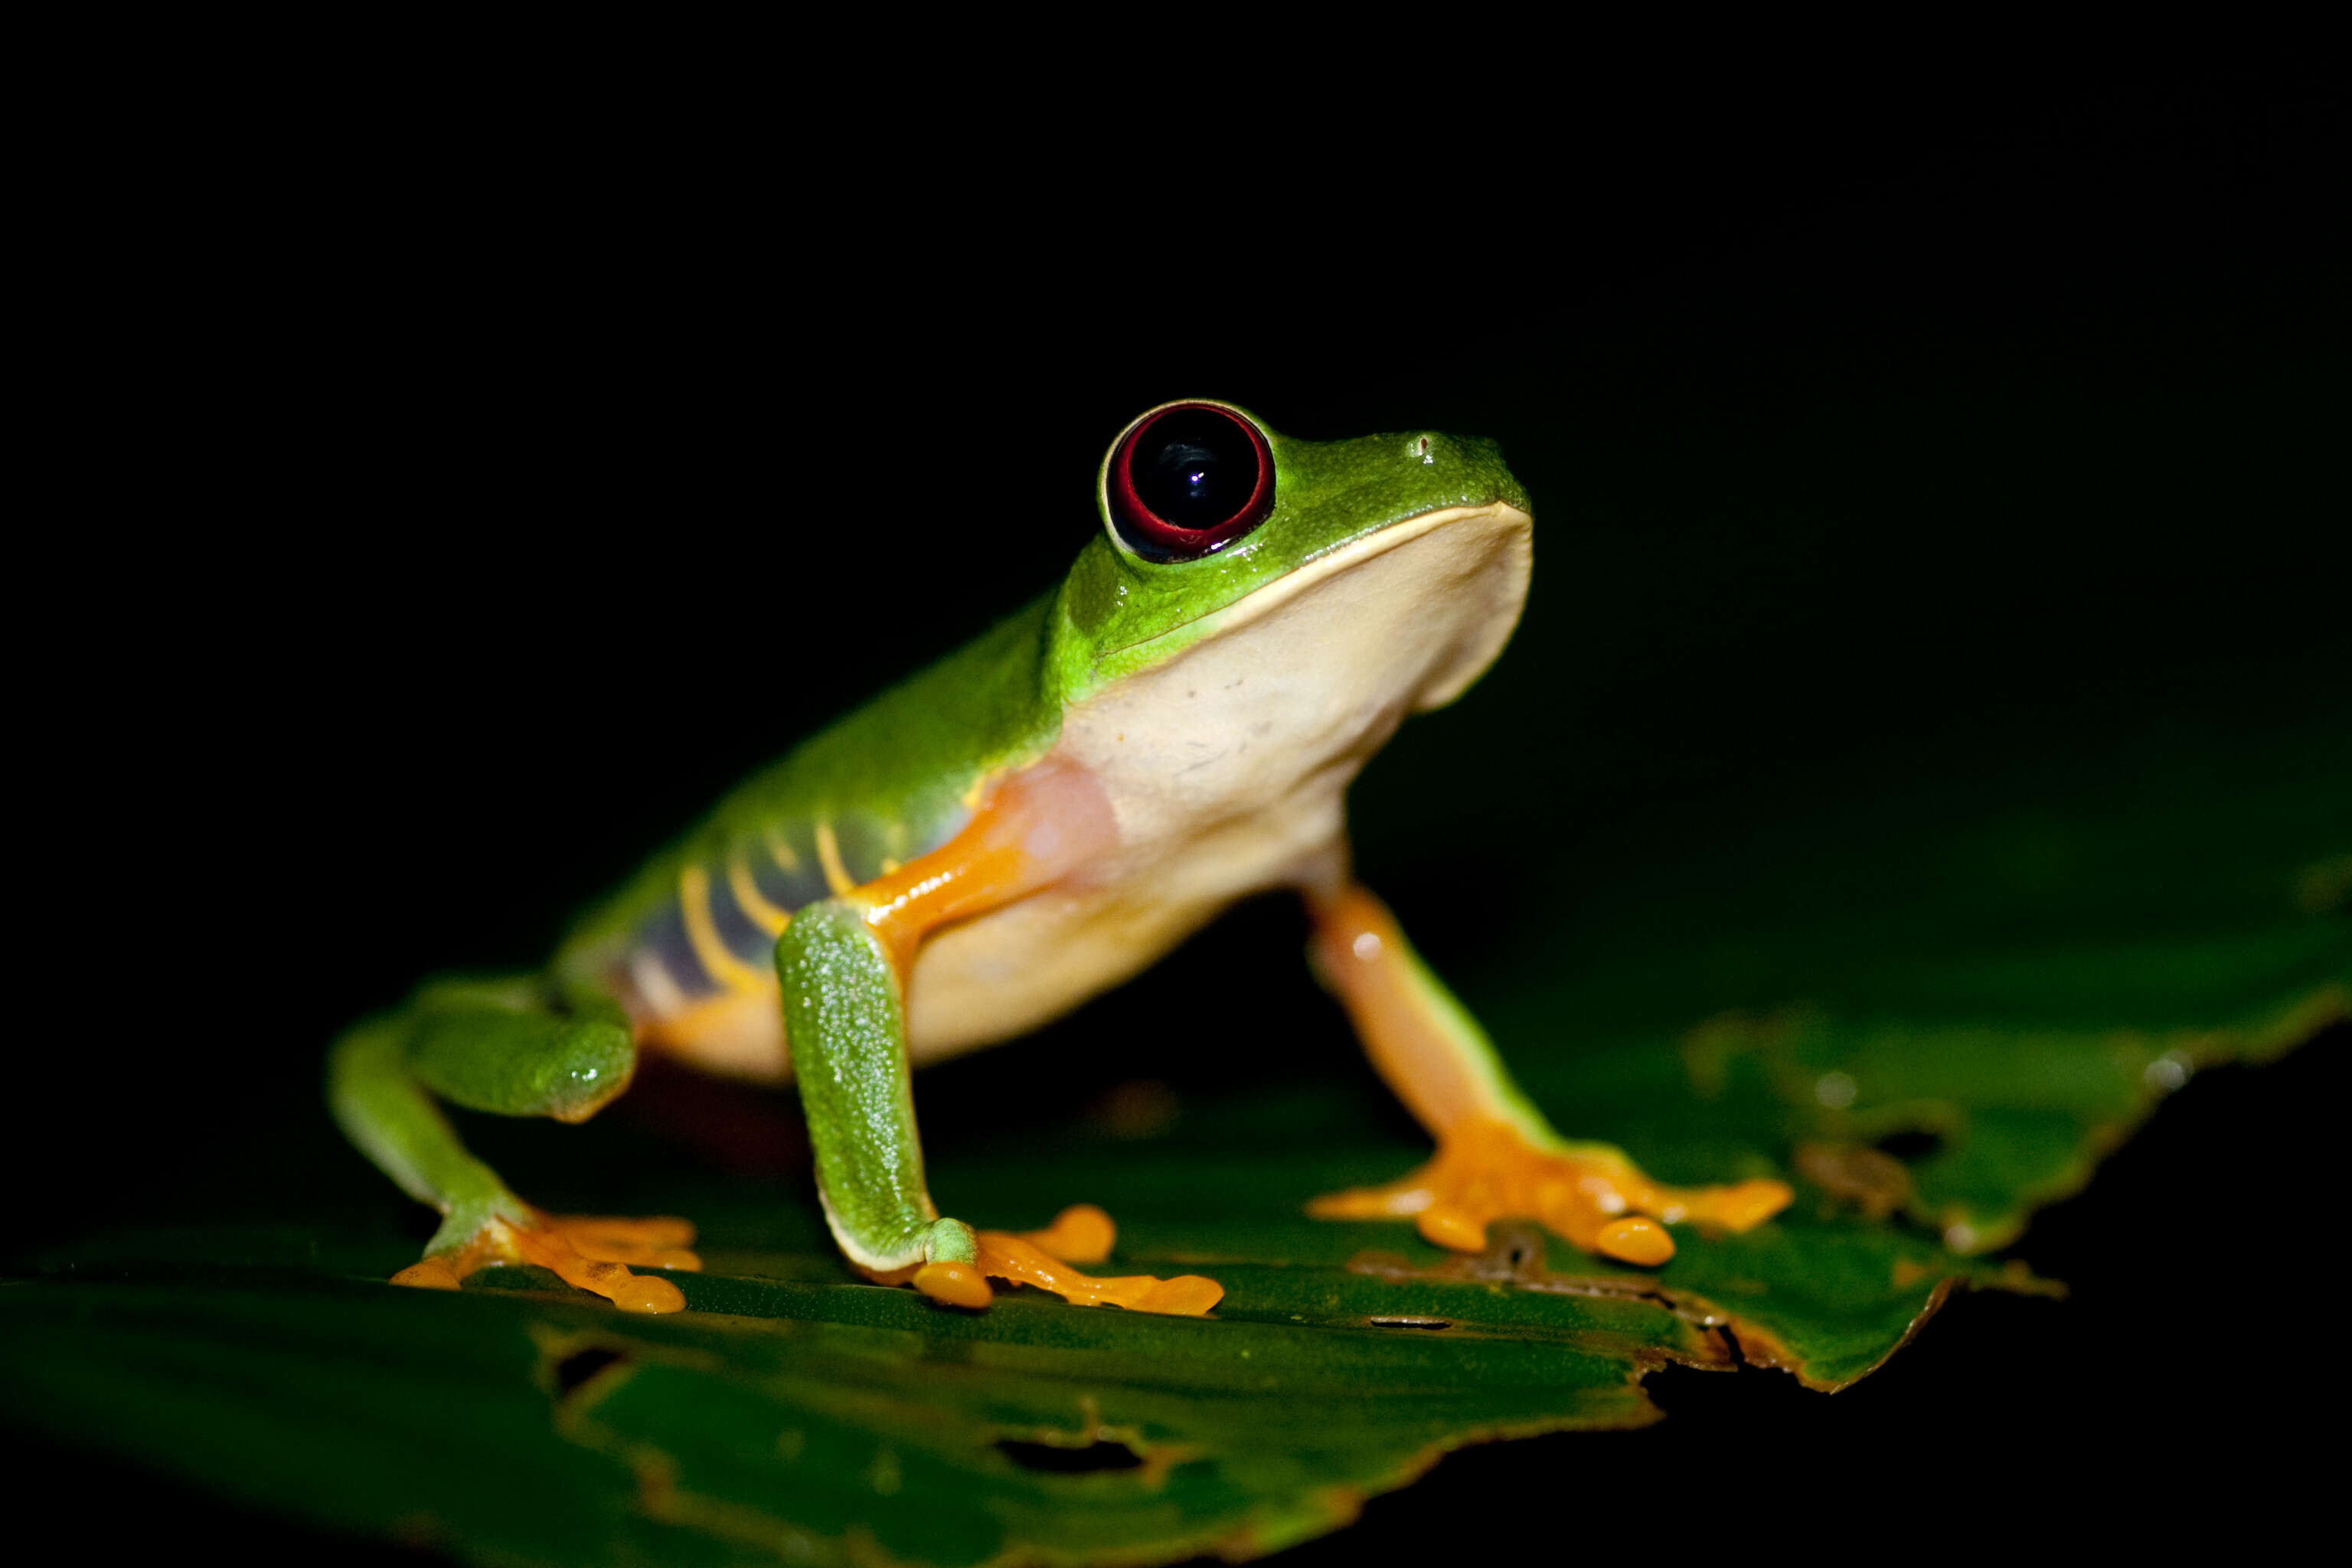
[329,405,1537,1281]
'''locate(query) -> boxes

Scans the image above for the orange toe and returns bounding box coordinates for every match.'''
[1132,1275,1226,1315]
[1699,1179,1797,1231]
[1416,1207,1488,1251]
[390,1257,462,1291]
[609,1274,689,1314]
[913,1261,994,1309]
[1013,1203,1117,1264]
[972,1232,1222,1315]
[1595,1216,1674,1266]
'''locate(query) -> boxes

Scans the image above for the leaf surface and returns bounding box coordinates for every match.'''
[5,724,2344,1563]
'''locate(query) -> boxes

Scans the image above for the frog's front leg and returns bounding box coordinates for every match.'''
[786,759,1220,1315]
[774,900,991,1304]
[1304,884,1792,1266]
[328,982,700,1313]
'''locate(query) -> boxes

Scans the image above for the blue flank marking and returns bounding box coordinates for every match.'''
[746,834,828,919]
[637,900,717,998]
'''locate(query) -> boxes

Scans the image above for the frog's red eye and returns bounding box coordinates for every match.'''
[1104,402,1276,562]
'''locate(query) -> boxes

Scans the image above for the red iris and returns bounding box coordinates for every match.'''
[1106,402,1276,562]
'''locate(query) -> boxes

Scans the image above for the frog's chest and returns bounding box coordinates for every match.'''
[902,694,1368,1062]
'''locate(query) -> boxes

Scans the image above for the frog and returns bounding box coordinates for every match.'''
[328,398,1794,1316]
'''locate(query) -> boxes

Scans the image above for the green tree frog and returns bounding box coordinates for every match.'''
[330,400,1792,1315]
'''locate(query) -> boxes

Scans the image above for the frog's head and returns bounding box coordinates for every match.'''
[1052,400,1534,716]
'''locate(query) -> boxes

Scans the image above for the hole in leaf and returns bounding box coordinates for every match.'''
[997,1439,1145,1474]
[1367,1315,1452,1330]
[554,1347,629,1396]
[1877,1129,1945,1161]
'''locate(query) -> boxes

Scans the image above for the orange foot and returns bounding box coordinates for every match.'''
[390,1210,702,1314]
[1308,1119,1792,1266]
[865,1204,1223,1316]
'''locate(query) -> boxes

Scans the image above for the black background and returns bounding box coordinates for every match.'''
[16,66,2348,1557]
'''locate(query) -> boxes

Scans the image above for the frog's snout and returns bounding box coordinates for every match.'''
[1400,430,1525,515]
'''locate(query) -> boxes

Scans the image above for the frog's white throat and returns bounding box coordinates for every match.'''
[1059,499,1534,856]
[903,499,1530,1061]
[1207,499,1533,714]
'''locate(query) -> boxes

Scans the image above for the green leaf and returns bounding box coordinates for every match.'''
[6,723,2344,1564]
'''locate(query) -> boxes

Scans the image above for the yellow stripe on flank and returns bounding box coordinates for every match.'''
[727,849,792,937]
[678,863,769,991]
[813,820,854,896]
[763,824,802,874]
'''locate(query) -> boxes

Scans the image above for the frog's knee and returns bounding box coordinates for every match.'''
[540,1014,636,1122]
[409,1003,636,1122]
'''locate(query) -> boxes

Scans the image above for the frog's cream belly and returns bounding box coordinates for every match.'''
[904,779,1349,1060]
[642,498,1532,1079]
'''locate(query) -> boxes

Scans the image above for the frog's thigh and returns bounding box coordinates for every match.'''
[1302,884,1792,1266]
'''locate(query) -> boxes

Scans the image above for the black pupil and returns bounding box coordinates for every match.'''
[1132,408,1256,529]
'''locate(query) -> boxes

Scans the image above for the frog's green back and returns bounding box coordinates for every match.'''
[554,593,1063,994]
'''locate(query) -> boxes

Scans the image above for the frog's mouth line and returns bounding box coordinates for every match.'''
[1100,499,1534,664]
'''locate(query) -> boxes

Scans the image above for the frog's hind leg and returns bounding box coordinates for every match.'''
[1302,884,1792,1266]
[328,980,700,1313]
